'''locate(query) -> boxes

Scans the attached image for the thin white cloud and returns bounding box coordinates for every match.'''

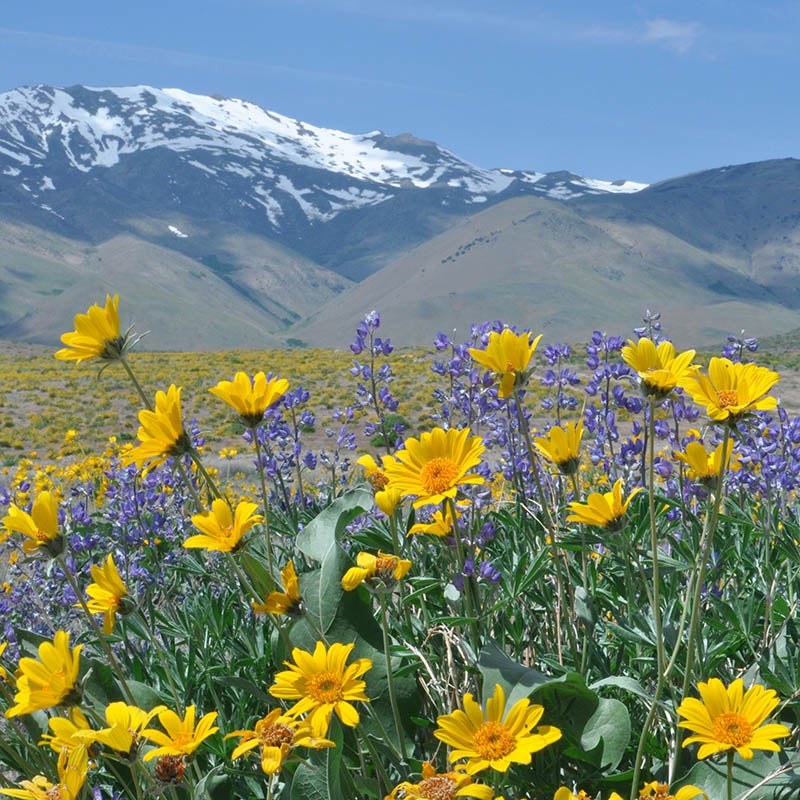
[642,18,701,53]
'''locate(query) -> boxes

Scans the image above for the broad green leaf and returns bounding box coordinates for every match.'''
[478,640,550,706]
[289,716,344,800]
[295,490,373,562]
[580,697,631,771]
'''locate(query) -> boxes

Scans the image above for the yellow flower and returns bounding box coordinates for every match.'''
[39,708,94,753]
[677,677,790,760]
[3,491,63,556]
[81,554,129,634]
[123,385,193,469]
[341,551,412,591]
[226,708,334,775]
[673,440,740,485]
[184,498,263,552]
[209,371,289,427]
[54,294,126,364]
[269,641,372,737]
[554,790,624,800]
[252,560,304,617]
[567,479,643,530]
[382,427,485,509]
[679,357,780,423]
[469,328,543,398]
[385,761,495,800]
[357,454,402,516]
[5,630,82,718]
[92,701,167,757]
[637,781,708,800]
[141,705,219,761]
[621,338,698,399]
[434,683,561,774]
[0,744,88,800]
[408,505,459,538]
[534,421,584,475]
[0,641,8,682]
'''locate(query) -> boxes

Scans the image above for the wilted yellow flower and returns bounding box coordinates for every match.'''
[680,357,780,423]
[54,294,127,364]
[637,781,708,800]
[209,371,289,427]
[82,553,130,634]
[677,677,790,760]
[567,478,643,531]
[435,683,561,774]
[269,641,372,736]
[5,630,82,718]
[226,708,334,775]
[0,744,88,800]
[142,705,219,761]
[382,427,485,509]
[3,491,62,556]
[124,385,193,469]
[341,551,412,591]
[534,420,583,475]
[673,440,740,485]
[357,453,402,515]
[184,498,263,552]
[385,761,495,800]
[93,701,166,758]
[408,505,459,538]
[621,338,697,399]
[252,560,304,617]
[469,328,543,398]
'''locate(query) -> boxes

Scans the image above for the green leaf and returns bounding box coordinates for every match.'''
[681,751,800,800]
[126,680,168,710]
[289,716,344,800]
[590,675,653,705]
[580,698,631,771]
[478,640,549,706]
[295,490,373,562]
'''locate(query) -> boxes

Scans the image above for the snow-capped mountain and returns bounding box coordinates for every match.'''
[0,85,645,252]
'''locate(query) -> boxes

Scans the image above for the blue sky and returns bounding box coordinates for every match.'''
[1,1,797,183]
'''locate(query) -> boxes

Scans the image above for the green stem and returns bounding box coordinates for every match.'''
[446,497,481,663]
[727,749,734,800]
[378,588,409,761]
[133,611,183,708]
[119,356,152,410]
[253,434,276,576]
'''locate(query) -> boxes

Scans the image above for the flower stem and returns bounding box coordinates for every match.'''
[378,588,409,761]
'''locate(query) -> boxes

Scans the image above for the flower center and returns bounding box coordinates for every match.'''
[170,732,197,748]
[639,785,673,800]
[418,775,457,800]
[306,670,343,704]
[420,457,460,496]
[376,555,399,580]
[472,720,515,760]
[154,754,186,785]
[45,787,67,800]
[716,389,738,408]
[259,722,295,748]
[712,712,754,747]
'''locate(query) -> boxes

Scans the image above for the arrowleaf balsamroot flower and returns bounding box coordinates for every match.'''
[382,427,485,509]
[679,357,780,423]
[567,478,643,531]
[269,641,372,737]
[554,789,624,800]
[124,385,193,469]
[40,708,94,754]
[5,630,82,718]
[82,553,130,634]
[357,453,403,515]
[434,682,561,775]
[469,328,543,398]
[385,761,495,800]
[408,505,459,538]
[54,294,127,364]
[226,708,334,775]
[673,440,740,485]
[3,491,63,557]
[0,744,89,800]
[92,701,167,757]
[534,420,584,475]
[621,338,698,399]
[252,560,304,617]
[184,498,263,552]
[142,705,219,761]
[677,677,790,760]
[637,782,708,800]
[209,371,289,428]
[341,551,412,591]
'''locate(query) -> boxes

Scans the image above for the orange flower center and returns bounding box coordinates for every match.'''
[258,722,295,748]
[716,389,738,408]
[170,732,197,749]
[45,787,67,800]
[712,712,754,747]
[306,670,343,704]
[370,472,390,491]
[420,457,460,496]
[417,775,458,800]
[154,754,186,785]
[472,720,515,760]
[639,785,673,800]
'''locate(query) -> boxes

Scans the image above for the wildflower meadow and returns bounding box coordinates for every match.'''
[0,297,798,800]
